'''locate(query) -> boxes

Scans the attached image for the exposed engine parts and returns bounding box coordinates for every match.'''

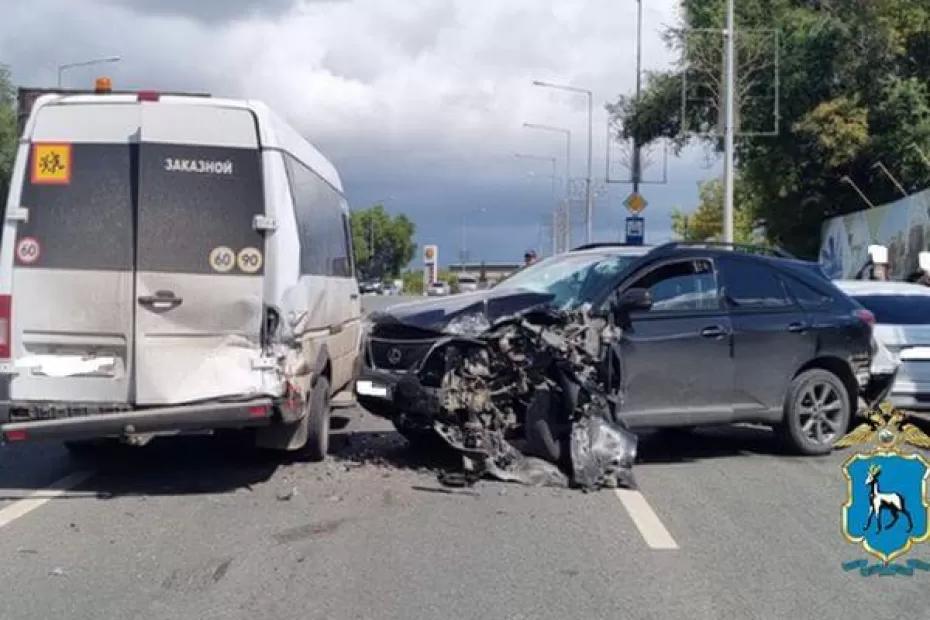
[431,307,637,491]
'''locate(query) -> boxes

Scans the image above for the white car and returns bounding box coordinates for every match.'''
[426,281,450,296]
[835,280,930,412]
[457,274,479,293]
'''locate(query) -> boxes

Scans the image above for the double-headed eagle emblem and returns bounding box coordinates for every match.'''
[837,403,930,450]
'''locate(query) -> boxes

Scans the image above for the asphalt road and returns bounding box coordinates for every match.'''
[2,412,930,620]
[1,294,928,618]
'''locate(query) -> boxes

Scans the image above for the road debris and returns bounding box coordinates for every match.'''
[410,485,481,497]
[276,486,298,501]
[426,306,637,491]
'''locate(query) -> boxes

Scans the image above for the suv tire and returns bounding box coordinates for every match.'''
[524,387,563,463]
[394,417,449,451]
[778,368,850,455]
[305,377,331,462]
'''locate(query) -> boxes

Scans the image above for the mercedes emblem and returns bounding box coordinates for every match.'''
[387,347,403,365]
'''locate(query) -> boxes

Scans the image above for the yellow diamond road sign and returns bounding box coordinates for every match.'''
[624,192,647,214]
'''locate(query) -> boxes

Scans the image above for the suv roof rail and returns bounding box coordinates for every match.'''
[650,241,796,259]
[571,242,650,251]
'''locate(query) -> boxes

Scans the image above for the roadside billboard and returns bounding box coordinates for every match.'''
[423,244,438,285]
[820,188,930,279]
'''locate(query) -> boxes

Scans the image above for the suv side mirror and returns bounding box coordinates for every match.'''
[617,287,652,311]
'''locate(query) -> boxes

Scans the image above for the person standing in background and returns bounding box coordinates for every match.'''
[906,251,930,286]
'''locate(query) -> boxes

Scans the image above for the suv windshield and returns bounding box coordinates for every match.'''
[495,252,641,308]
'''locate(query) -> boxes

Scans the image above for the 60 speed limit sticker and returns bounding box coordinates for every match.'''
[16,237,41,264]
[237,247,263,273]
[208,246,236,273]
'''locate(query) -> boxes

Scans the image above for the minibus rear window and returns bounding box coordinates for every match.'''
[16,143,134,271]
[137,143,265,275]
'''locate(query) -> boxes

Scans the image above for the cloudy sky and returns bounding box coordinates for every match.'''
[1,0,719,266]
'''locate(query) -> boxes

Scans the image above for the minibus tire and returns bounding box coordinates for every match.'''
[306,377,331,461]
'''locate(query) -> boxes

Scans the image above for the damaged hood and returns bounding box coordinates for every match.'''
[369,288,555,334]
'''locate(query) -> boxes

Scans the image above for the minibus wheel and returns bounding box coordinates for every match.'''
[306,376,331,461]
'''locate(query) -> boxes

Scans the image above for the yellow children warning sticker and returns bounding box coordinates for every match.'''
[31,143,72,185]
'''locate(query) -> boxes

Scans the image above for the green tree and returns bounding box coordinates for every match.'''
[0,65,16,208]
[671,177,758,243]
[401,269,424,295]
[350,204,416,280]
[610,0,930,257]
[438,269,459,294]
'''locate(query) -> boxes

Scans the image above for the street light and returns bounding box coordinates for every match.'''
[840,176,876,209]
[523,122,572,247]
[872,161,909,198]
[57,56,121,88]
[532,80,594,243]
[723,0,736,243]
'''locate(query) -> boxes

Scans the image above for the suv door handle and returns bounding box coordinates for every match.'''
[138,290,183,311]
[700,325,728,338]
[787,321,808,333]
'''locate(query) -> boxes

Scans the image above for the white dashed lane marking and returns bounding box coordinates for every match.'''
[615,488,679,550]
[0,470,95,530]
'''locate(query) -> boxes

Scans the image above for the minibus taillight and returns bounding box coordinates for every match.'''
[0,294,10,360]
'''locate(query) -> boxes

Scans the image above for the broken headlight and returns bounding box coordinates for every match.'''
[443,313,491,337]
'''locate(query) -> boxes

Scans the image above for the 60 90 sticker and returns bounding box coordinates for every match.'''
[208,246,236,273]
[237,247,263,273]
[16,237,41,264]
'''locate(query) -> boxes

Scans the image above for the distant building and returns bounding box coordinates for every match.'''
[449,261,521,284]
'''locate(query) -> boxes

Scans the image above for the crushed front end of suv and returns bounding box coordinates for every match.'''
[362,298,637,490]
[358,243,880,472]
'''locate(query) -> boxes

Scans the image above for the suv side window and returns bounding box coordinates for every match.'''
[782,275,832,310]
[628,259,720,313]
[720,258,792,310]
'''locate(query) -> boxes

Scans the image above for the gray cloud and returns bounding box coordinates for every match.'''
[97,0,315,23]
[1,0,703,265]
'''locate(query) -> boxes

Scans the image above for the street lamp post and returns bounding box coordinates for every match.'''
[872,162,909,198]
[532,80,594,244]
[57,56,121,89]
[523,122,572,248]
[840,176,876,209]
[722,0,736,243]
